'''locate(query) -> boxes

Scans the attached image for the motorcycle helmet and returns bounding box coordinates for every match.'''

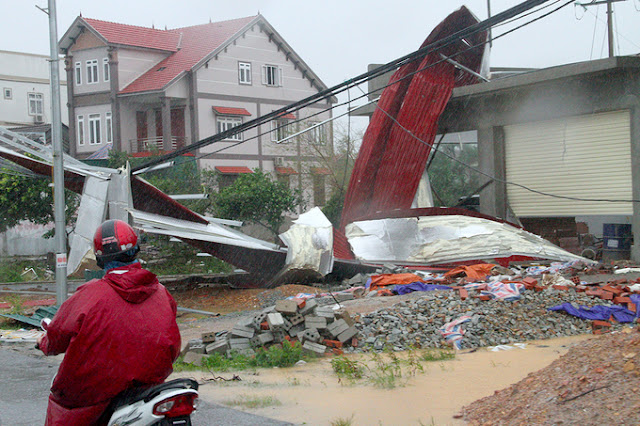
[93,219,140,269]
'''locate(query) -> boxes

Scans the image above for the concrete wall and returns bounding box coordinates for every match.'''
[70,46,111,95]
[74,103,112,155]
[0,222,56,257]
[0,50,68,126]
[116,48,170,90]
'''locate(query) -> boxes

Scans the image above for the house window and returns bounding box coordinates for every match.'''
[105,112,113,143]
[217,116,243,141]
[313,174,326,206]
[77,115,85,146]
[262,64,282,87]
[103,58,110,82]
[88,114,101,144]
[28,93,43,116]
[3,88,11,99]
[75,62,82,85]
[307,122,326,145]
[277,173,290,188]
[238,62,251,85]
[271,118,292,142]
[86,60,99,84]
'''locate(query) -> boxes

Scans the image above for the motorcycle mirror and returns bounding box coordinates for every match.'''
[41,318,51,330]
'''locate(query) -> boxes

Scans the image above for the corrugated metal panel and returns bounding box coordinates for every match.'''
[505,110,632,216]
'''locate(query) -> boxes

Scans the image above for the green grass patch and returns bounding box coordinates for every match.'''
[0,259,51,283]
[331,348,425,389]
[224,394,282,409]
[174,341,309,372]
[420,348,456,362]
[330,414,355,426]
[331,356,366,382]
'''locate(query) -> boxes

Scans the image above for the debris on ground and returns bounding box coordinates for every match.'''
[461,327,640,425]
[180,293,360,364]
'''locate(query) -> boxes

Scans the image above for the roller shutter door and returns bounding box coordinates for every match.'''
[505,110,632,217]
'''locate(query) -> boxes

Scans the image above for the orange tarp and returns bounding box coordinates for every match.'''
[369,273,426,291]
[444,264,496,282]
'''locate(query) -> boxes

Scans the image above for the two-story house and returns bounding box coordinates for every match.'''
[59,14,335,206]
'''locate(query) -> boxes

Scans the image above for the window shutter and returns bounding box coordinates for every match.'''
[278,67,283,87]
[262,65,268,85]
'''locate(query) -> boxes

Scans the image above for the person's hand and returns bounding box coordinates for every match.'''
[36,334,45,351]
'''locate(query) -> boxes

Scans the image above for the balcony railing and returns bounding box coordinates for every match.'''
[129,136,185,153]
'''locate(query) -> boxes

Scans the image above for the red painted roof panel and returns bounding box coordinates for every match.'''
[213,106,251,116]
[275,167,298,175]
[215,166,253,174]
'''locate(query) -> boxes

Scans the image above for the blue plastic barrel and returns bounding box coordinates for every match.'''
[602,223,632,261]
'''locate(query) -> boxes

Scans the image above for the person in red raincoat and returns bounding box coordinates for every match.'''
[37,219,181,425]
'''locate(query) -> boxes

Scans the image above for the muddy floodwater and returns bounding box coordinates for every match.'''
[172,334,592,425]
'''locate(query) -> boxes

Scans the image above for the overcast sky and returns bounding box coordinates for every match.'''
[3,0,640,132]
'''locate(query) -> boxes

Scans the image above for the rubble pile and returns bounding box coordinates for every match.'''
[181,295,360,364]
[352,287,619,352]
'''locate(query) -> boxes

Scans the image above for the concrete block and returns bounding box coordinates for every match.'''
[348,273,366,286]
[315,306,336,320]
[183,352,205,366]
[335,309,354,327]
[300,328,321,343]
[257,331,274,345]
[229,337,251,350]
[327,318,349,337]
[288,324,305,337]
[276,299,298,315]
[267,312,285,329]
[252,312,268,330]
[304,316,327,329]
[188,343,205,354]
[227,348,256,357]
[288,313,305,326]
[303,341,327,355]
[205,339,229,354]
[231,325,255,339]
[282,317,293,331]
[272,330,286,343]
[201,332,217,344]
[236,316,256,329]
[299,298,317,316]
[337,325,358,343]
[334,292,355,302]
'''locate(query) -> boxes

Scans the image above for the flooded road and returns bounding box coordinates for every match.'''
[177,334,592,425]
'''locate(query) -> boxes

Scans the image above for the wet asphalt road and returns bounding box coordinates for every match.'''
[0,345,292,426]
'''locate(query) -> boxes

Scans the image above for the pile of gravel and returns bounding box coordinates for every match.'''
[349,287,620,353]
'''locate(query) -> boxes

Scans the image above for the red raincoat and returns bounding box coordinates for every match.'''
[39,263,181,425]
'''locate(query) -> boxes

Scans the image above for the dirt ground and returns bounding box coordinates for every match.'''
[169,285,640,425]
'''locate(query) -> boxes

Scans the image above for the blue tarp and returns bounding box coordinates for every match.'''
[548,302,636,323]
[394,282,453,295]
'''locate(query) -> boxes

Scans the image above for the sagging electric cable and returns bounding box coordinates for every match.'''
[132,0,557,173]
[188,0,572,166]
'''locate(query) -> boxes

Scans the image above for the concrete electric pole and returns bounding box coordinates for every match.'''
[40,0,68,305]
[577,0,627,58]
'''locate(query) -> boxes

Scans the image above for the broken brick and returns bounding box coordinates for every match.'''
[613,296,632,305]
[459,288,468,300]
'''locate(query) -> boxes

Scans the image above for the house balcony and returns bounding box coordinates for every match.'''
[129,136,185,155]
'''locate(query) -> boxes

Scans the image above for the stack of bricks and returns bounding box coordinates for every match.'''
[181,297,360,363]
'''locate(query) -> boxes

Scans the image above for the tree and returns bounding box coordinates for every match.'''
[427,143,480,207]
[209,169,305,240]
[0,168,79,234]
[108,150,210,214]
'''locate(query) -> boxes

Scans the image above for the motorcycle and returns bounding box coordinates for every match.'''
[38,318,200,426]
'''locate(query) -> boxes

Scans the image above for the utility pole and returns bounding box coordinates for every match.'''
[577,0,626,58]
[41,0,67,305]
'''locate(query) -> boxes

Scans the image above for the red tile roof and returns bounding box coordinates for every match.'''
[311,167,331,175]
[213,106,251,116]
[215,166,253,174]
[83,18,181,52]
[278,112,296,120]
[275,166,298,175]
[82,16,256,95]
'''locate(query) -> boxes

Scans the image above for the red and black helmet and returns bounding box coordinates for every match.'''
[93,219,140,268]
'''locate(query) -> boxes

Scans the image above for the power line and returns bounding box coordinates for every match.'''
[170,0,569,167]
[132,0,557,173]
